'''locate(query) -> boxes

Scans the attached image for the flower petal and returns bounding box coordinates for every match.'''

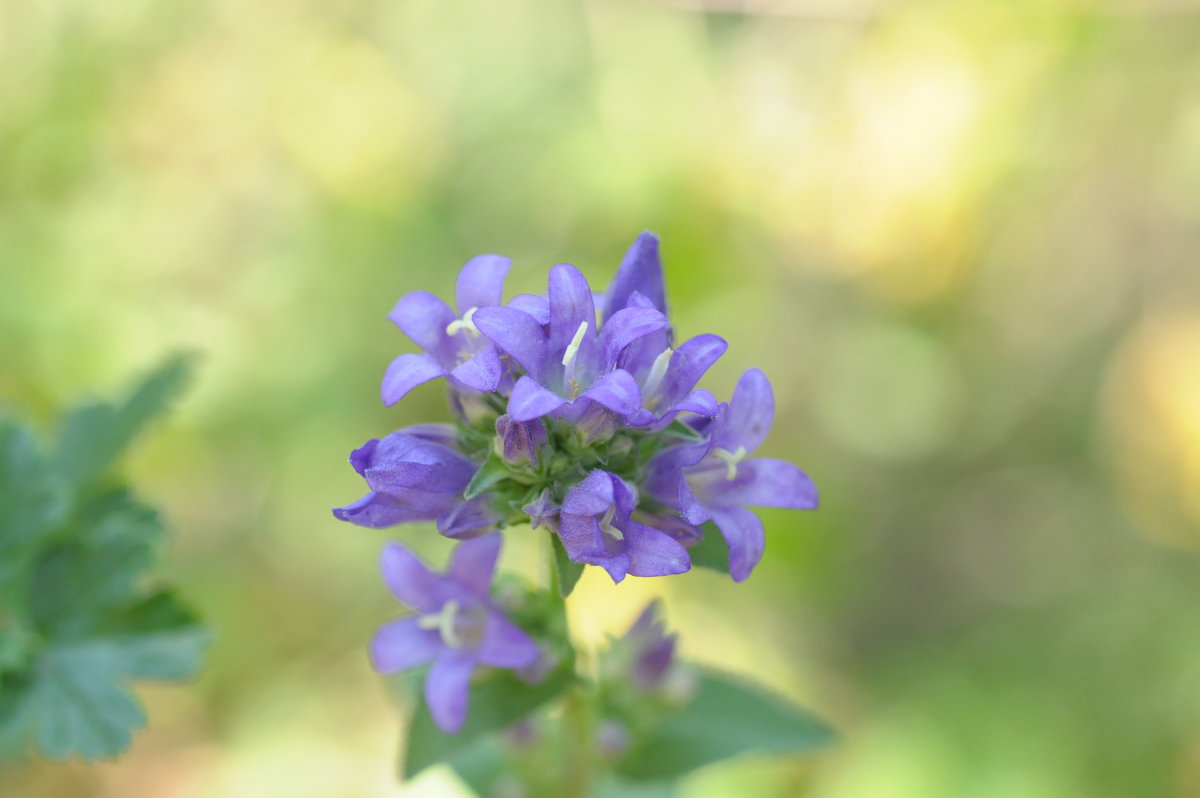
[449,533,502,596]
[706,458,818,510]
[548,263,597,352]
[472,306,548,379]
[599,307,669,368]
[625,522,691,578]
[332,491,436,528]
[708,506,766,583]
[720,368,774,453]
[361,432,477,493]
[425,653,476,733]
[455,254,511,313]
[477,615,539,669]
[438,495,501,540]
[656,334,728,408]
[369,617,441,673]
[449,344,503,392]
[602,231,666,323]
[380,542,450,613]
[381,353,446,407]
[580,370,642,418]
[388,291,457,359]
[507,294,550,325]
[508,376,567,422]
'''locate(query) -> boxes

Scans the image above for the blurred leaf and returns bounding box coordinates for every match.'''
[0,420,68,588]
[53,354,193,487]
[589,774,678,798]
[446,735,507,797]
[402,667,573,780]
[0,591,207,761]
[686,523,729,575]
[616,667,835,782]
[550,533,585,598]
[30,492,165,637]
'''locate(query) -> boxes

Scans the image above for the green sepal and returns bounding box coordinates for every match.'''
[398,666,575,781]
[615,667,836,782]
[53,353,193,488]
[550,533,585,599]
[464,451,514,500]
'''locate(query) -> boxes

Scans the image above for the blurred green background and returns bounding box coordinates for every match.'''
[3,0,1200,795]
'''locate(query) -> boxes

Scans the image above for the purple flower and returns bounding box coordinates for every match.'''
[370,534,540,733]
[649,369,818,582]
[619,601,678,692]
[381,255,512,406]
[333,425,479,529]
[558,470,690,583]
[494,414,548,468]
[472,264,669,424]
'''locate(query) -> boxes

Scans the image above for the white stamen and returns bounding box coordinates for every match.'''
[418,599,463,647]
[711,446,748,480]
[561,321,589,370]
[445,307,480,337]
[641,347,673,402]
[598,506,624,541]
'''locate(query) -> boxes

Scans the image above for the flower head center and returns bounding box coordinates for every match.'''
[417,599,479,648]
[598,506,624,541]
[711,446,748,480]
[445,307,481,338]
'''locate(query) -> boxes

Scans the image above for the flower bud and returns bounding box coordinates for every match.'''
[495,415,547,468]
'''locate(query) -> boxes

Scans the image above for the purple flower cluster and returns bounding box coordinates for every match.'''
[336,232,817,730]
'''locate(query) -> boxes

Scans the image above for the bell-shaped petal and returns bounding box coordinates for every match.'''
[508,376,568,422]
[708,506,766,583]
[388,291,458,362]
[333,491,440,528]
[370,617,441,673]
[425,653,476,734]
[602,231,667,324]
[548,263,598,353]
[456,254,511,313]
[448,533,502,597]
[380,542,454,613]
[381,353,446,407]
[580,370,642,418]
[599,306,669,368]
[449,344,503,392]
[438,496,501,540]
[507,293,551,325]
[477,616,540,669]
[701,458,818,510]
[716,368,774,454]
[654,335,728,410]
[473,306,548,379]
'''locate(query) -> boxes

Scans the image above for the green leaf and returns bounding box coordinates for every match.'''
[446,736,508,797]
[550,533,585,599]
[401,667,573,780]
[616,667,836,782]
[53,354,193,487]
[29,492,165,637]
[685,523,730,575]
[0,420,68,588]
[0,591,208,761]
[464,452,513,500]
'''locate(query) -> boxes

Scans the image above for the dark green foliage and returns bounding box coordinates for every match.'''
[0,357,207,762]
[616,668,835,782]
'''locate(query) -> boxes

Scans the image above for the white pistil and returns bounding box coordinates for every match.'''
[418,599,464,647]
[445,307,481,337]
[598,506,624,541]
[561,321,589,391]
[711,446,748,480]
[561,321,588,369]
[641,347,673,404]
